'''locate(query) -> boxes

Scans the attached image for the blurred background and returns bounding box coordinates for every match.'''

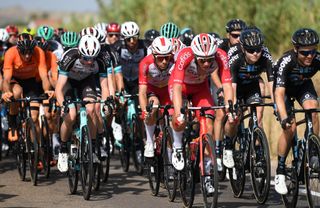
[1,0,319,159]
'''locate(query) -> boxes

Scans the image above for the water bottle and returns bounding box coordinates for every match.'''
[70,144,77,158]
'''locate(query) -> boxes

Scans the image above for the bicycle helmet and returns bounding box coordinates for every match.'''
[106,22,121,34]
[37,25,54,41]
[0,29,9,42]
[78,35,101,57]
[121,21,140,37]
[191,33,218,57]
[60,31,79,48]
[240,27,264,49]
[16,33,36,54]
[208,32,221,40]
[5,25,19,35]
[225,19,246,33]
[160,22,180,38]
[54,27,66,37]
[170,38,185,54]
[94,22,107,34]
[292,28,319,47]
[81,27,105,43]
[144,29,160,47]
[151,36,173,55]
[22,28,36,36]
[34,36,49,50]
[179,27,194,46]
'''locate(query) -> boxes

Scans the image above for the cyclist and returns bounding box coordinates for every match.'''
[139,36,174,158]
[170,37,186,55]
[274,28,320,195]
[37,25,64,60]
[94,22,108,40]
[60,31,80,52]
[106,22,121,46]
[160,22,180,38]
[144,29,160,48]
[22,27,37,37]
[169,33,233,186]
[1,33,52,149]
[5,25,19,48]
[179,27,194,46]
[111,21,147,143]
[53,27,66,43]
[218,19,246,54]
[55,35,113,172]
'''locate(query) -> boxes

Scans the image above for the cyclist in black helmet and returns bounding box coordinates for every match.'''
[144,29,160,48]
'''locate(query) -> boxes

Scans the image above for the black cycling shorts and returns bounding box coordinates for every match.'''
[12,77,43,98]
[236,81,262,104]
[65,74,97,100]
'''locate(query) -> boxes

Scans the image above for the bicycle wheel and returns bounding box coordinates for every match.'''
[101,123,111,183]
[40,115,51,179]
[80,126,93,200]
[120,131,130,172]
[249,127,271,204]
[162,127,177,202]
[179,139,196,208]
[16,132,26,181]
[229,135,246,198]
[25,119,39,186]
[131,114,144,175]
[92,139,101,191]
[281,166,299,208]
[305,134,320,208]
[68,136,79,194]
[200,134,218,208]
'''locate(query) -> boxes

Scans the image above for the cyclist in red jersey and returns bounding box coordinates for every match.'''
[169,33,233,173]
[139,36,174,158]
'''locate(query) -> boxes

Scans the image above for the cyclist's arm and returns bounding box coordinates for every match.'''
[100,76,110,100]
[173,83,183,116]
[55,74,68,106]
[210,70,222,88]
[275,87,287,120]
[2,51,13,93]
[38,48,52,91]
[139,84,148,112]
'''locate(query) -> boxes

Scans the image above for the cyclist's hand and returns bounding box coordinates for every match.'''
[174,113,185,126]
[281,117,293,130]
[45,90,55,99]
[103,104,111,116]
[2,92,13,102]
[140,110,150,121]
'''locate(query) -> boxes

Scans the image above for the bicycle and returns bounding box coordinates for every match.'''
[63,98,101,200]
[228,100,272,204]
[281,105,320,208]
[179,104,225,208]
[115,92,144,175]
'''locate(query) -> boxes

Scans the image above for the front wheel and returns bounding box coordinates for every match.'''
[40,115,51,179]
[281,166,299,208]
[26,119,39,186]
[250,127,271,204]
[68,136,79,194]
[131,115,144,175]
[80,126,93,200]
[305,134,320,208]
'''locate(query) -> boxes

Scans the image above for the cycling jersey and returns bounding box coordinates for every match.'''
[170,47,232,85]
[274,49,320,88]
[114,39,147,81]
[36,50,58,82]
[217,38,230,53]
[58,48,111,81]
[48,39,64,61]
[3,46,47,80]
[229,44,274,85]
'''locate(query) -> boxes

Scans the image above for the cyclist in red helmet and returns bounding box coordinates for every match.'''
[5,25,19,48]
[106,22,121,45]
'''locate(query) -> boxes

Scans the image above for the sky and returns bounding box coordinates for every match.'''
[0,0,109,12]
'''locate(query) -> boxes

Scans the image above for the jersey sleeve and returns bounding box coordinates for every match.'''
[58,48,78,76]
[97,48,113,78]
[139,56,149,85]
[228,52,241,83]
[50,52,58,81]
[171,48,193,84]
[37,47,48,77]
[216,48,232,84]
[274,53,293,88]
[261,48,274,82]
[2,47,15,78]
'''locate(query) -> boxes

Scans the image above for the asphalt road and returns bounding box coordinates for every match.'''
[0,151,310,208]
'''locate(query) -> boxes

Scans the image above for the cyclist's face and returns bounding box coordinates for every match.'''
[125,35,139,49]
[296,45,317,66]
[107,33,120,45]
[228,31,241,45]
[8,34,18,45]
[244,47,262,64]
[154,54,172,70]
[196,56,215,71]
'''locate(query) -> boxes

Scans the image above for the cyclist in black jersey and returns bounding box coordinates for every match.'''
[274,28,320,195]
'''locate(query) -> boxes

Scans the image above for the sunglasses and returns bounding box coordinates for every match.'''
[154,54,172,62]
[245,47,262,54]
[230,33,241,39]
[125,35,139,42]
[298,49,317,57]
[82,55,95,62]
[108,33,120,38]
[196,56,215,64]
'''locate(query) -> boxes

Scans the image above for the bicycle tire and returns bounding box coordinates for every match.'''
[200,134,218,208]
[92,138,101,191]
[305,134,320,208]
[162,127,177,202]
[101,121,111,183]
[131,114,144,175]
[26,118,38,186]
[16,134,26,181]
[249,127,271,204]
[40,115,51,179]
[68,136,79,194]
[80,126,93,200]
[179,137,196,208]
[281,166,299,208]
[229,135,246,198]
[120,131,130,172]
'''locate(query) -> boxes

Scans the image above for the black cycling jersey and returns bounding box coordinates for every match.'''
[217,38,230,53]
[58,48,112,81]
[274,49,320,88]
[228,44,274,85]
[114,39,147,81]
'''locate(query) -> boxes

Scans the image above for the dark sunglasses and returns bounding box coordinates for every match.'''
[245,47,262,54]
[125,35,139,42]
[230,33,240,39]
[154,54,172,62]
[108,33,120,38]
[196,56,215,64]
[81,55,95,62]
[298,49,317,57]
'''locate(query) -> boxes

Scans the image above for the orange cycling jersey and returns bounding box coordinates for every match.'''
[3,46,47,80]
[35,50,58,82]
